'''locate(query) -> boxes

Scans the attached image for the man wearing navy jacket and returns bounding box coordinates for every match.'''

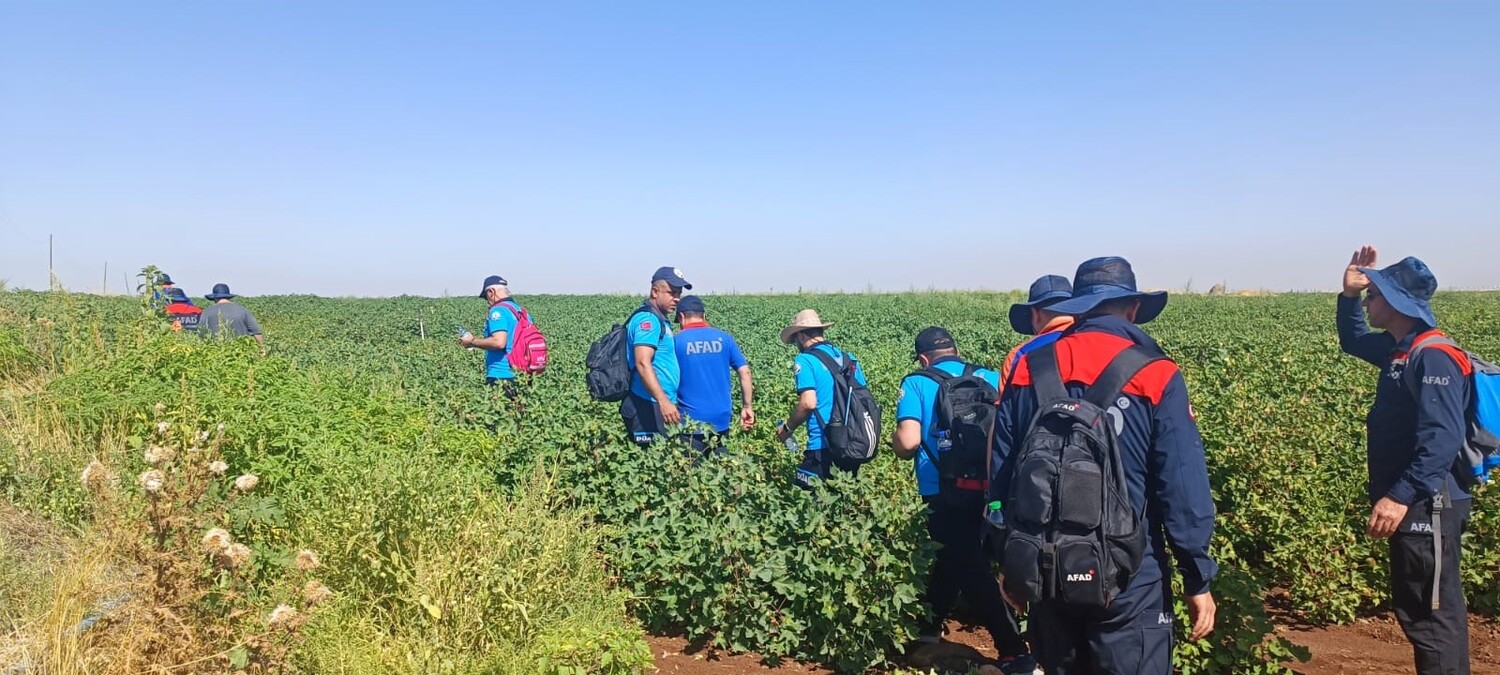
[1338,245,1472,675]
[991,256,1217,674]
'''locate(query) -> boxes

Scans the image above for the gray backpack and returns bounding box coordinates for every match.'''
[999,343,1153,608]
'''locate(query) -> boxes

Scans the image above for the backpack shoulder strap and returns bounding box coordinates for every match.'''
[1028,342,1069,404]
[499,299,528,323]
[806,346,850,385]
[627,305,668,340]
[1405,330,1472,388]
[1084,345,1165,410]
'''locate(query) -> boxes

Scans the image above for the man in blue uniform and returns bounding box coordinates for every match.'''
[893,327,1033,673]
[1338,246,1472,675]
[673,295,754,452]
[774,309,869,477]
[458,274,522,399]
[992,257,1217,674]
[622,266,691,447]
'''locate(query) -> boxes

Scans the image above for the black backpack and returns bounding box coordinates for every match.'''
[999,342,1154,608]
[806,346,882,471]
[585,307,665,402]
[915,363,999,506]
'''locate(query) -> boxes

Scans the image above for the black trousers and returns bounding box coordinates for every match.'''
[1390,497,1471,675]
[921,495,1029,657]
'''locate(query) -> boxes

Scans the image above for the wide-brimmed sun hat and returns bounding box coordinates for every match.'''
[779,309,834,345]
[1043,256,1168,324]
[1361,256,1438,327]
[204,283,237,300]
[1008,274,1073,335]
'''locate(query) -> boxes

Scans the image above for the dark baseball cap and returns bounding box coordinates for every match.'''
[914,326,956,359]
[478,275,508,298]
[675,295,706,317]
[651,266,692,290]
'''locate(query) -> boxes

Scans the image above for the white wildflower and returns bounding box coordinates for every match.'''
[143,445,175,465]
[201,528,232,553]
[293,549,321,571]
[155,421,171,434]
[153,402,166,414]
[222,543,252,569]
[265,604,298,627]
[196,430,211,443]
[138,469,165,494]
[208,460,229,475]
[81,461,109,491]
[233,474,259,492]
[216,423,225,433]
[301,581,332,607]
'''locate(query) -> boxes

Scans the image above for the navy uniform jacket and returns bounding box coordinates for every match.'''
[1336,294,1472,505]
[991,315,1218,599]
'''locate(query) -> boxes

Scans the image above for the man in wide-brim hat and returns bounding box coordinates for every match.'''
[990,256,1218,674]
[1001,274,1074,385]
[774,309,870,479]
[198,283,264,346]
[1338,245,1474,675]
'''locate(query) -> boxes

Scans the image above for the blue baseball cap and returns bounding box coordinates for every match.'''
[1043,257,1168,324]
[651,266,692,290]
[1361,256,1438,327]
[674,295,706,323]
[478,275,507,298]
[1008,275,1073,335]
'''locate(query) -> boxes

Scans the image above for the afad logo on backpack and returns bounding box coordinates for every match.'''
[1066,569,1096,582]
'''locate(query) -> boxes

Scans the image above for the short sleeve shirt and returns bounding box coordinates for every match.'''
[484,301,521,380]
[625,305,679,403]
[197,302,262,338]
[897,358,1000,496]
[674,324,748,433]
[793,343,868,451]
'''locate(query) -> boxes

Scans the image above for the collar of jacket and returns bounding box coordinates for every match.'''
[1069,314,1166,355]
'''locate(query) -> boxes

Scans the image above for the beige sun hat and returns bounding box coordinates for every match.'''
[779,309,834,345]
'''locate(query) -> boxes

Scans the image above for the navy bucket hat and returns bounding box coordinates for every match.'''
[164,287,191,303]
[204,283,237,300]
[1044,256,1168,324]
[1008,275,1073,335]
[1361,256,1438,327]
[159,273,174,285]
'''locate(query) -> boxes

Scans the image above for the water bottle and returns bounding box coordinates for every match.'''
[936,430,952,455]
[776,420,799,454]
[984,500,1007,559]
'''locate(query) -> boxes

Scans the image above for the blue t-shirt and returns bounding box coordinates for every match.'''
[793,342,868,451]
[626,305,679,403]
[674,324,748,433]
[897,357,1000,497]
[484,301,521,380]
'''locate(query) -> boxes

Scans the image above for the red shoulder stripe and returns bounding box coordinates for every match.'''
[1008,331,1179,405]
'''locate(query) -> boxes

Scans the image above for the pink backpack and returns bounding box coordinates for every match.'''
[499,300,549,374]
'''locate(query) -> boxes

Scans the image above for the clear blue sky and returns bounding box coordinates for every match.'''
[3,2,1497,296]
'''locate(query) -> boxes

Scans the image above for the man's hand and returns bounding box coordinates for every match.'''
[1367,496,1409,538]
[740,406,756,430]
[1185,592,1216,641]
[996,573,1025,613]
[775,422,791,443]
[1342,246,1378,297]
[458,333,474,348]
[659,400,682,425]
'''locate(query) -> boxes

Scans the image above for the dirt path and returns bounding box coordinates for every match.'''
[650,616,1500,674]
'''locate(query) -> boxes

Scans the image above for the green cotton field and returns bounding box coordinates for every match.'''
[1,288,1497,674]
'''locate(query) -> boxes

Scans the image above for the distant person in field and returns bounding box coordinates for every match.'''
[672,295,754,453]
[991,256,1217,675]
[891,326,1035,674]
[1338,246,1474,675]
[622,267,692,447]
[458,274,522,400]
[149,272,178,310]
[197,283,264,346]
[162,287,203,332]
[1002,274,1074,385]
[774,309,871,478]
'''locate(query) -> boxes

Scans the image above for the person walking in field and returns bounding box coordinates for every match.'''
[198,283,264,347]
[774,309,876,480]
[458,275,525,400]
[163,287,203,332]
[1338,246,1474,675]
[621,267,692,447]
[990,256,1217,675]
[672,295,754,453]
[1002,274,1074,385]
[892,326,1035,674]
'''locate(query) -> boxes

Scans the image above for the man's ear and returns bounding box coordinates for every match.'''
[1124,299,1143,323]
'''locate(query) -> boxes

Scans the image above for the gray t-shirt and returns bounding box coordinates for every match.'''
[198,301,263,338]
